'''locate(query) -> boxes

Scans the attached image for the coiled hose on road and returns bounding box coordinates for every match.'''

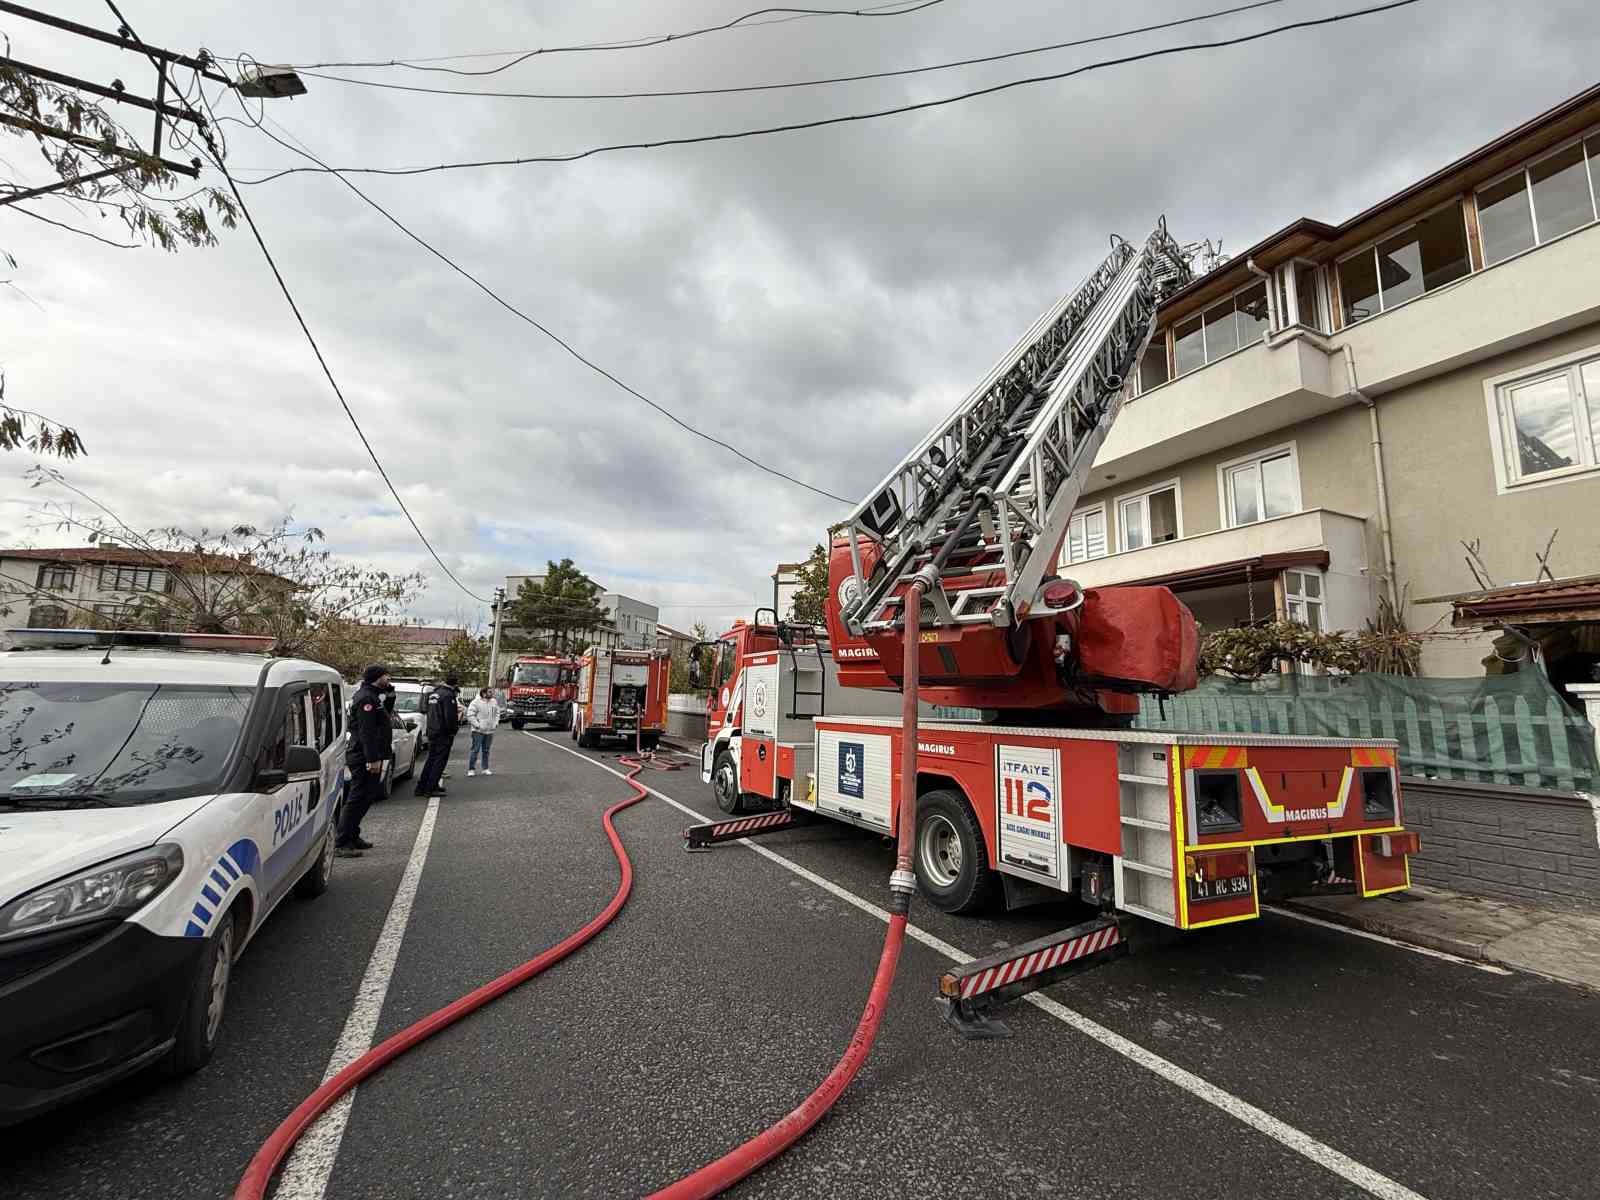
[241,600,932,1200]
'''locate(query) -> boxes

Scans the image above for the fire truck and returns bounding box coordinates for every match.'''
[692,220,1417,970]
[572,646,670,750]
[505,654,578,731]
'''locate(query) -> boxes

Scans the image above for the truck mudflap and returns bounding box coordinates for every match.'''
[937,914,1127,1039]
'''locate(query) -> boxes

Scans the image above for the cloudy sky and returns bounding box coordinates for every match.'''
[4,0,1598,634]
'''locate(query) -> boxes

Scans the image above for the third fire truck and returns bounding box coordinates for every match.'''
[694,220,1417,959]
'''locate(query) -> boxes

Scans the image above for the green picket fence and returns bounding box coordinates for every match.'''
[1135,671,1597,792]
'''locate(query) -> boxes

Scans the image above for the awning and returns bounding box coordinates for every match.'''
[1101,549,1329,593]
[1431,573,1600,628]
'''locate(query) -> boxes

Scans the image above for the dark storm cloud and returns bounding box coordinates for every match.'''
[6,0,1599,622]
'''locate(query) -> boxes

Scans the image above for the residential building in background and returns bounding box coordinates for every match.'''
[602,592,658,650]
[0,545,293,647]
[772,562,801,619]
[1060,82,1600,679]
[357,623,466,676]
[656,622,697,662]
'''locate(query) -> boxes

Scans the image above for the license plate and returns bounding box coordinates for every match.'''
[1188,874,1252,903]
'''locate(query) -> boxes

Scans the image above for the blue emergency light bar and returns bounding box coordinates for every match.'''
[5,628,277,653]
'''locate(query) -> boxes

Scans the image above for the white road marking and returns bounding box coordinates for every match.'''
[1264,904,1511,974]
[531,733,1432,1200]
[275,796,442,1200]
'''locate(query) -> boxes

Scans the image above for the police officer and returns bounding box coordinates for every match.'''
[340,663,394,857]
[414,673,462,798]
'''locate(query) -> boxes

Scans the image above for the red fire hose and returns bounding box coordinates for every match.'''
[242,583,929,1200]
[233,754,662,1200]
[647,576,930,1199]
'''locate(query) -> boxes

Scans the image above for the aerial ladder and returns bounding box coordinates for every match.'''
[825,218,1199,718]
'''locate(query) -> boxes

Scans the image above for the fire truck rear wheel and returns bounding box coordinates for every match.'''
[511,719,525,731]
[915,789,996,914]
[712,750,744,814]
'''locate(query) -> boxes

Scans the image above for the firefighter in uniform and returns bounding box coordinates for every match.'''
[340,663,394,856]
[414,673,462,798]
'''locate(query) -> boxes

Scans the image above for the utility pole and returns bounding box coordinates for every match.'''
[487,586,506,688]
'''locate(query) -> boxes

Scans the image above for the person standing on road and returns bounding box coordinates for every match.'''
[414,673,462,797]
[466,687,500,777]
[340,663,393,857]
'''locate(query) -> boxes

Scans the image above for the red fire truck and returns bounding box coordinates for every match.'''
[572,646,670,750]
[505,654,578,731]
[690,222,1417,984]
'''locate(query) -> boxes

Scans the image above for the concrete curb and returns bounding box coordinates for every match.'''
[1276,897,1496,963]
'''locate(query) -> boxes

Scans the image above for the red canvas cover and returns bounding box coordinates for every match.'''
[1073,587,1199,694]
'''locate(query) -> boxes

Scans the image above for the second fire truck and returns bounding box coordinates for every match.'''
[572,646,670,750]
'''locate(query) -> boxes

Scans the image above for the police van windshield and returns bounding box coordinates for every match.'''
[0,682,251,806]
[512,663,561,686]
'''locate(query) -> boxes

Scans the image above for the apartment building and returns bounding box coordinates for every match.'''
[1062,83,1600,678]
[0,545,293,644]
[602,592,659,651]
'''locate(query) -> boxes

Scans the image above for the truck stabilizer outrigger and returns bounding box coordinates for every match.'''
[937,913,1128,1040]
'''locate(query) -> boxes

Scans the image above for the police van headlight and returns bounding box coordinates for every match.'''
[0,844,184,942]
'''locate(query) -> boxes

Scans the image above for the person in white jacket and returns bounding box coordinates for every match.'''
[466,688,501,776]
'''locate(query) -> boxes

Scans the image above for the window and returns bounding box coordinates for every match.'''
[1283,569,1324,632]
[259,690,310,774]
[310,683,335,750]
[1138,340,1169,393]
[1487,349,1600,487]
[1294,264,1323,330]
[1477,136,1600,266]
[1222,446,1300,527]
[97,564,169,593]
[36,564,76,591]
[1116,484,1180,552]
[1170,282,1269,377]
[1337,204,1471,325]
[92,602,137,627]
[27,603,69,628]
[1062,506,1108,565]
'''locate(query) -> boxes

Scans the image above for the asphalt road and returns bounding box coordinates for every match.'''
[6,729,1599,1200]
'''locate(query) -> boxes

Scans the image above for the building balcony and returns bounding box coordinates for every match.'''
[1062,507,1375,633]
[1089,334,1345,491]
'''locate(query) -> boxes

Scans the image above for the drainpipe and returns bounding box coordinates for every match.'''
[1342,344,1400,610]
[1245,257,1277,329]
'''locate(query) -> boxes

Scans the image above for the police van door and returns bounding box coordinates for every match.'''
[255,685,323,909]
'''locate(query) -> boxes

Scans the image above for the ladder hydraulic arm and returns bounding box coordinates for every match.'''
[826,219,1197,714]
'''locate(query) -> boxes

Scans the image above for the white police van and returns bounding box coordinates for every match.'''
[0,629,347,1124]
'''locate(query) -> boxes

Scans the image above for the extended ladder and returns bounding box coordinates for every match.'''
[839,219,1191,636]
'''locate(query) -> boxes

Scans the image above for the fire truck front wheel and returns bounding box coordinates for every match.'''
[711,750,744,814]
[915,789,996,914]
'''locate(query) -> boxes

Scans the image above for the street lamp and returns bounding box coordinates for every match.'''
[235,64,307,99]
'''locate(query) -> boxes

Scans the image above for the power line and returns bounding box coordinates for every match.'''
[102,2,493,607]
[295,0,1288,102]
[238,107,854,505]
[235,0,1423,183]
[282,1,949,73]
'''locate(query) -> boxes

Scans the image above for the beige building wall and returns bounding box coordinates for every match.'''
[1375,318,1600,675]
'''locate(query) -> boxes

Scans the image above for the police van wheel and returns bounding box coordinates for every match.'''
[915,789,996,915]
[712,750,744,815]
[295,816,337,900]
[169,911,236,1076]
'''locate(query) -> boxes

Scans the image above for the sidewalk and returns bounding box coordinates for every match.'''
[1281,885,1600,992]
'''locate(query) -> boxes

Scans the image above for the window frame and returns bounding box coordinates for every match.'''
[1282,568,1326,633]
[35,563,76,591]
[1217,442,1303,529]
[1482,341,1600,493]
[1334,197,1474,328]
[1474,128,1600,267]
[1112,479,1183,553]
[1061,503,1109,566]
[1169,278,1272,379]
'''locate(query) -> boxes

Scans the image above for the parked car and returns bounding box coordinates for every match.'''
[389,679,429,750]
[382,698,420,790]
[0,629,348,1124]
